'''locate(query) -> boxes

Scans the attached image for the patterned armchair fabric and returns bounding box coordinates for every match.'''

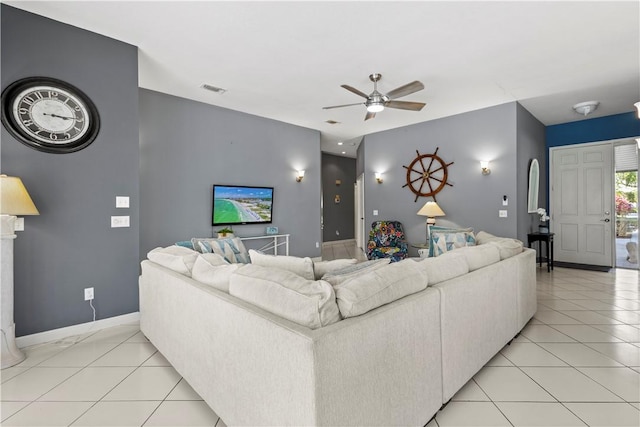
[366,221,409,262]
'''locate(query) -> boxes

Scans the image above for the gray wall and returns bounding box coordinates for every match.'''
[516,103,547,241]
[139,89,322,258]
[322,153,356,242]
[1,6,140,336]
[361,102,520,256]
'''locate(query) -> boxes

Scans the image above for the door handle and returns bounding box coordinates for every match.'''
[601,218,611,222]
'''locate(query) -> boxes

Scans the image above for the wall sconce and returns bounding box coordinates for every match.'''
[375,172,383,184]
[295,170,305,183]
[480,161,491,175]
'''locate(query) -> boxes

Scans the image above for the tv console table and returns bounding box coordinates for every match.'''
[240,234,290,256]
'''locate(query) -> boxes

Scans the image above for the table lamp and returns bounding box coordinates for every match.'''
[417,201,445,242]
[1,175,39,369]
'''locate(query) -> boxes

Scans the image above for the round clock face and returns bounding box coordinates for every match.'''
[1,77,100,153]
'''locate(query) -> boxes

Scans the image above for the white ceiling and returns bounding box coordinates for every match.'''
[7,1,639,158]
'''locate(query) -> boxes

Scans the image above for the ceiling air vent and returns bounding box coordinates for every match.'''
[201,84,227,94]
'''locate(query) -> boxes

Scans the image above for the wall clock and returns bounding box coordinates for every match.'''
[1,77,100,154]
[402,147,454,202]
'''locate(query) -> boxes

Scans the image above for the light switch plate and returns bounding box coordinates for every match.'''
[499,210,508,218]
[14,217,24,231]
[111,216,130,228]
[116,196,130,208]
[373,210,379,216]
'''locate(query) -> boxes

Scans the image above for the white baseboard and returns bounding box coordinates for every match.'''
[323,238,356,247]
[15,312,140,349]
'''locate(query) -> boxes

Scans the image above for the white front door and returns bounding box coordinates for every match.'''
[551,143,614,266]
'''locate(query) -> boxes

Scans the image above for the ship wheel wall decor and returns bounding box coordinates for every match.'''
[402,147,454,202]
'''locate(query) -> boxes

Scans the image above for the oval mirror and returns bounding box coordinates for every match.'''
[527,159,539,213]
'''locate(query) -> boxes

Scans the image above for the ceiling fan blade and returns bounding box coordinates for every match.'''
[385,100,426,111]
[385,81,424,100]
[341,84,369,99]
[322,102,364,110]
[364,111,376,121]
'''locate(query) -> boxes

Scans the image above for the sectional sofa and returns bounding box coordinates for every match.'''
[139,234,536,426]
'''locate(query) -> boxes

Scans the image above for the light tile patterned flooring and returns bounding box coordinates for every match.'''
[1,241,638,426]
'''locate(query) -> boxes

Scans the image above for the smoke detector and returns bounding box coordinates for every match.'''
[573,101,599,116]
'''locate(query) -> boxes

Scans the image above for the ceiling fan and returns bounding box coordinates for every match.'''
[323,73,426,121]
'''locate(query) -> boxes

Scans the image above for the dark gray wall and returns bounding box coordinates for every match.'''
[139,89,322,258]
[362,103,519,256]
[516,103,547,241]
[1,6,140,336]
[322,153,356,242]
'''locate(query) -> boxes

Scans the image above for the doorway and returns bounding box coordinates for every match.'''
[355,173,365,251]
[614,142,638,269]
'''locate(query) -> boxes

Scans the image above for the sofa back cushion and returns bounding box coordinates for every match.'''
[248,249,315,280]
[457,244,501,271]
[229,264,341,329]
[147,246,199,276]
[417,251,469,285]
[191,254,241,292]
[313,258,358,280]
[486,239,523,259]
[335,259,428,318]
[322,259,390,288]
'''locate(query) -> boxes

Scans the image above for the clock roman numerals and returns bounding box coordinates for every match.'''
[2,77,100,153]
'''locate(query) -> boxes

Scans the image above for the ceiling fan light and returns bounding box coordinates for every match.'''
[366,103,384,113]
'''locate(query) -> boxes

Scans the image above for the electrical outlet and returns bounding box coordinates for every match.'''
[84,287,94,301]
[499,210,508,218]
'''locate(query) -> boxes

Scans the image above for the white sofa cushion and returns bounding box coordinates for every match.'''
[417,251,469,285]
[313,258,358,280]
[322,259,390,288]
[192,237,250,264]
[475,231,499,245]
[335,259,428,318]
[248,249,315,280]
[191,254,241,292]
[147,246,199,276]
[486,239,524,260]
[475,231,524,260]
[458,244,501,271]
[229,264,341,329]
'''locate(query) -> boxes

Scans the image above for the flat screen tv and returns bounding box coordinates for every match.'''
[212,185,274,226]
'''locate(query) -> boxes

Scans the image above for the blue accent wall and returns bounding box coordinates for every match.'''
[547,112,640,147]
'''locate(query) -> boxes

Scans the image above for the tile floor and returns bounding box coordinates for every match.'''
[1,242,639,426]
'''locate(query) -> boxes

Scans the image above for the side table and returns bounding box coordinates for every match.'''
[527,232,554,272]
[410,242,430,258]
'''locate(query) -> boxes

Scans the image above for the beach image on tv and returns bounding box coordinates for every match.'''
[213,186,273,224]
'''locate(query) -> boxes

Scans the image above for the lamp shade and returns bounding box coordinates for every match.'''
[417,201,445,217]
[0,175,39,215]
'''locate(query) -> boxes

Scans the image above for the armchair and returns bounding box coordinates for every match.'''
[366,221,408,262]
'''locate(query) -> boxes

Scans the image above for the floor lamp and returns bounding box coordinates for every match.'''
[1,175,39,369]
[417,201,445,243]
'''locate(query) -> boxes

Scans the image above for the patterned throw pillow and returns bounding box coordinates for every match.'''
[428,226,475,257]
[431,231,476,257]
[192,237,250,264]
